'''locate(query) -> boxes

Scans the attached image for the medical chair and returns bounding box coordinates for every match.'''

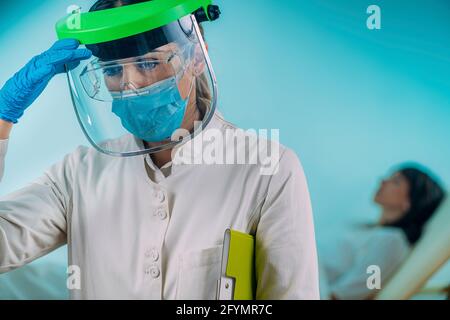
[376,196,450,300]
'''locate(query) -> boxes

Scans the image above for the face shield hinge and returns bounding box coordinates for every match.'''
[194,5,221,23]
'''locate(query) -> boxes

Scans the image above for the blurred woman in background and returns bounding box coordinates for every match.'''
[319,165,445,300]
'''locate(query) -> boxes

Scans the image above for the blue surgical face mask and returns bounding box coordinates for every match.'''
[111,77,189,142]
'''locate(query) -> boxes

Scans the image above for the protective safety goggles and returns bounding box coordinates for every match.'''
[80,43,194,102]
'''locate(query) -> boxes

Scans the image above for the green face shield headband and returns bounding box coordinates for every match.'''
[54,0,221,157]
[56,0,220,45]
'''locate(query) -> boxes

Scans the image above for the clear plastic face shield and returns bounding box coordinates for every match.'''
[66,14,217,156]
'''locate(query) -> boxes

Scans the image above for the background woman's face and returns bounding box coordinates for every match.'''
[374,172,411,223]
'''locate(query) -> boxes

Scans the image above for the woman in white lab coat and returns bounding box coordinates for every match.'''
[319,166,445,300]
[0,0,319,299]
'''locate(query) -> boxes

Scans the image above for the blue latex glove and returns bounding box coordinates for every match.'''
[0,39,92,123]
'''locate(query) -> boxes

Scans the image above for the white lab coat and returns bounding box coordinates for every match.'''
[0,111,319,300]
[319,226,411,300]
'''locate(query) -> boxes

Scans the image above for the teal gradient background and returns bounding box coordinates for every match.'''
[0,0,449,298]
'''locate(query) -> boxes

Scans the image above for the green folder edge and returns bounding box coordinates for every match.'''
[222,229,256,300]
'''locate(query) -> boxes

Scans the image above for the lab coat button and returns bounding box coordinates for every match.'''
[145,249,159,261]
[155,190,165,203]
[150,265,160,278]
[157,209,167,220]
[151,249,159,262]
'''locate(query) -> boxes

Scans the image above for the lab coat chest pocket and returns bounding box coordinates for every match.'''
[176,245,223,300]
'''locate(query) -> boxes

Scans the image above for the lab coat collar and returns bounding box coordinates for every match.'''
[143,109,225,175]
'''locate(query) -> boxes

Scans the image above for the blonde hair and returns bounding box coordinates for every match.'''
[195,24,212,116]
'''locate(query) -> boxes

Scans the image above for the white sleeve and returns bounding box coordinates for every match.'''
[255,148,320,300]
[0,139,8,183]
[330,229,410,300]
[0,148,79,273]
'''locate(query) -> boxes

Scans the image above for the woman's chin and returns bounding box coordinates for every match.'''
[373,194,381,204]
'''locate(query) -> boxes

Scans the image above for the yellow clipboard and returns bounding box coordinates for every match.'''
[216,229,256,300]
